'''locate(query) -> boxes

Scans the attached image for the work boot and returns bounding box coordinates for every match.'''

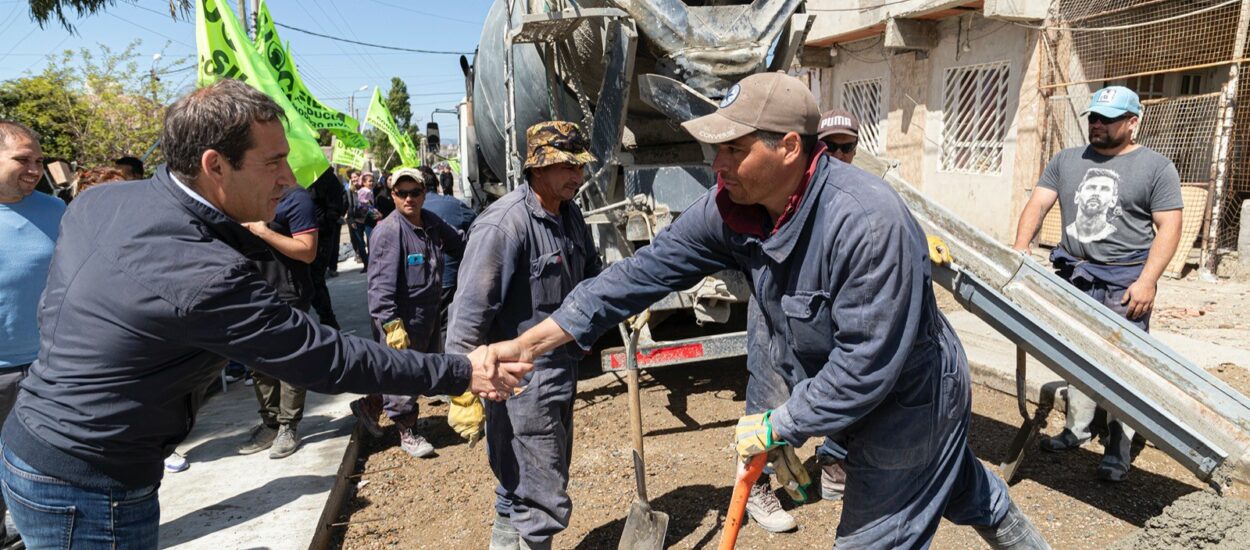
[237,424,278,455]
[350,397,384,438]
[1097,422,1132,482]
[399,429,435,458]
[269,424,300,459]
[489,513,520,550]
[974,501,1052,549]
[1038,429,1088,452]
[745,476,796,533]
[821,460,847,502]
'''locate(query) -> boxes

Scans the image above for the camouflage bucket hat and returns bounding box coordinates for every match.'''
[524,121,597,169]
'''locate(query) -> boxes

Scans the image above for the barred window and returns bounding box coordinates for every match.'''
[841,78,884,155]
[941,61,1010,175]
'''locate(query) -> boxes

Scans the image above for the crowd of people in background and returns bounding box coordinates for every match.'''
[0,80,519,549]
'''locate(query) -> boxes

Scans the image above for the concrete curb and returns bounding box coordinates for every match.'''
[309,423,366,550]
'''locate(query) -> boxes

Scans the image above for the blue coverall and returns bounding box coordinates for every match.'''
[549,155,1012,548]
[367,209,464,424]
[445,183,602,545]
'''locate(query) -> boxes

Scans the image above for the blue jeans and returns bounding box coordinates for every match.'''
[0,446,160,549]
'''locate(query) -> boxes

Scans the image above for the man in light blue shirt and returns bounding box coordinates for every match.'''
[0,120,64,547]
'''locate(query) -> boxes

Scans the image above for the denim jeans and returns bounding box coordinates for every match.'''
[1,446,160,549]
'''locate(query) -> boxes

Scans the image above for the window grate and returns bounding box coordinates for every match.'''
[941,61,1011,175]
[840,78,884,155]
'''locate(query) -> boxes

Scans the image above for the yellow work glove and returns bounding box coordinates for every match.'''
[735,410,783,459]
[448,391,485,445]
[927,235,952,266]
[382,319,409,350]
[768,447,813,503]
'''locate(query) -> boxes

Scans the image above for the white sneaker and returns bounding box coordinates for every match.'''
[400,429,435,458]
[164,452,189,473]
[745,477,796,532]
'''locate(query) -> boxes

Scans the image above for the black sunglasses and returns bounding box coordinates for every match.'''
[393,188,425,199]
[823,140,858,154]
[1088,113,1131,125]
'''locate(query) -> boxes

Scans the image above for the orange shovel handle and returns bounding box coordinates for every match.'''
[718,453,768,550]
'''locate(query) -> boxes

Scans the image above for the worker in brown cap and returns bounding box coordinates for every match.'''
[445,121,602,550]
[488,72,1050,549]
[818,108,861,164]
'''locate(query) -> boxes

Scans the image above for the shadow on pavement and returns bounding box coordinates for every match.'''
[179,414,352,466]
[159,474,334,547]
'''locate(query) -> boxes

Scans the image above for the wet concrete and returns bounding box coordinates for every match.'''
[1111,491,1250,549]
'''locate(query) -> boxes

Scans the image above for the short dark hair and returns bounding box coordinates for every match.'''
[755,130,818,157]
[161,80,285,181]
[114,156,144,176]
[418,166,438,192]
[0,120,40,149]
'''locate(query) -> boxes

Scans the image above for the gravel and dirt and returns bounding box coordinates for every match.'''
[331,271,1250,549]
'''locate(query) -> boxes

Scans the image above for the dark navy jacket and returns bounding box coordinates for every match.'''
[422,191,477,289]
[2,167,473,489]
[550,154,951,454]
[367,209,464,348]
[446,183,602,367]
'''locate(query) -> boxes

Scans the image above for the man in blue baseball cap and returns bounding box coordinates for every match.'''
[1013,85,1183,481]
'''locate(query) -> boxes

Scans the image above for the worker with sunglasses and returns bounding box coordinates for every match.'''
[818,108,860,164]
[352,168,467,459]
[1013,86,1183,482]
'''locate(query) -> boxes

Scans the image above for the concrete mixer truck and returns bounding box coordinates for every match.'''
[456,0,815,371]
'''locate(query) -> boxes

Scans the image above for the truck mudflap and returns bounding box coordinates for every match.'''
[601,331,747,371]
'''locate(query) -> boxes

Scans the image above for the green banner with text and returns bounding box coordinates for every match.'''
[254,1,368,149]
[196,0,328,187]
[332,139,366,170]
[365,87,419,167]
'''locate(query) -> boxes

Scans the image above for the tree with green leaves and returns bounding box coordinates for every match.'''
[27,0,189,30]
[0,40,189,174]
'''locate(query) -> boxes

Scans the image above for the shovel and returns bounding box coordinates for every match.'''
[718,453,768,550]
[618,314,669,550]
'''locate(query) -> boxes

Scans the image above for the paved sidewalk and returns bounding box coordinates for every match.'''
[158,257,372,550]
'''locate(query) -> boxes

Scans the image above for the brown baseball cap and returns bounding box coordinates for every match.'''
[818,109,860,139]
[681,72,821,144]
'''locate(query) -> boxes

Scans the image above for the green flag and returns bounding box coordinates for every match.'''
[253,1,368,149]
[365,87,419,167]
[446,158,461,174]
[332,139,366,170]
[196,0,328,187]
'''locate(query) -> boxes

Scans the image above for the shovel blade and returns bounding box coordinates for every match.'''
[618,501,669,550]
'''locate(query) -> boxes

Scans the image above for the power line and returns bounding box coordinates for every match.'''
[365,0,481,26]
[274,22,474,55]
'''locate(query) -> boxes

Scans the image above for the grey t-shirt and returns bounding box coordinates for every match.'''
[1038,145,1182,263]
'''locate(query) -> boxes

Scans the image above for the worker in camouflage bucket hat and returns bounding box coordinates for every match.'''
[523,120,597,170]
[446,119,604,549]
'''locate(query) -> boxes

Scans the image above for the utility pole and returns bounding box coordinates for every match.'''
[237,0,248,35]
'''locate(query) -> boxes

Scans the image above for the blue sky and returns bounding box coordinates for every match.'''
[0,0,494,143]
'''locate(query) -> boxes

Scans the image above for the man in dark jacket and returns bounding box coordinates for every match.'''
[489,74,1047,549]
[0,79,528,549]
[420,165,477,349]
[309,168,347,317]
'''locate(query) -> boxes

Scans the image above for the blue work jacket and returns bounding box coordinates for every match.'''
[446,183,602,366]
[551,154,949,452]
[368,209,465,345]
